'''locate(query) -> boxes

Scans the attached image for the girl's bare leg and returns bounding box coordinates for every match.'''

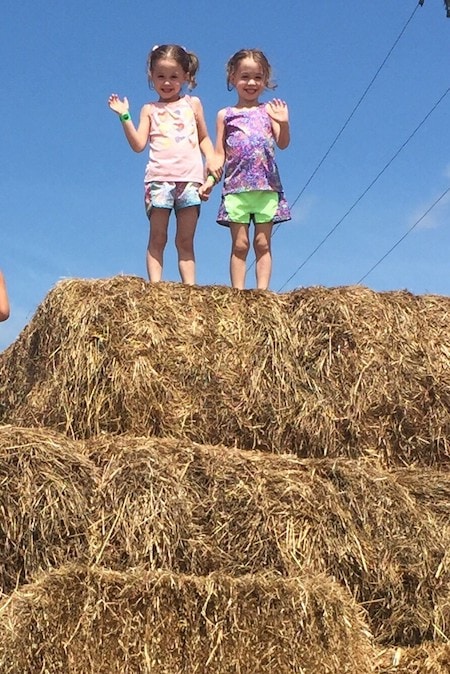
[175,206,198,285]
[229,223,250,289]
[147,208,170,282]
[254,222,273,290]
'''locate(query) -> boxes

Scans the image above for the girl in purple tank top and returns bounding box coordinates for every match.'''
[214,49,291,290]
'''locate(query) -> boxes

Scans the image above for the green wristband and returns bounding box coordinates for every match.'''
[207,174,216,183]
[119,112,131,123]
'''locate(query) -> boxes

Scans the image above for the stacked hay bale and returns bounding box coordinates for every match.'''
[0,425,95,596]
[1,277,450,673]
[88,436,450,645]
[0,566,375,674]
[0,428,377,672]
[1,277,449,465]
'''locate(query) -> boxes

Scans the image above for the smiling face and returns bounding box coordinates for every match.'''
[150,58,188,102]
[230,57,267,106]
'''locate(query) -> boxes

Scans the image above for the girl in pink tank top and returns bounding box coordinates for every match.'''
[109,44,221,284]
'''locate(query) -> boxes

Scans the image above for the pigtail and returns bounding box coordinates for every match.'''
[183,50,199,90]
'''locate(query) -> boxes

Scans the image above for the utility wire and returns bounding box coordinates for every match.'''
[288,1,422,214]
[356,186,450,284]
[246,2,422,279]
[277,86,449,292]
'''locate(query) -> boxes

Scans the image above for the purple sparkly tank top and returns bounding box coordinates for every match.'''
[222,104,283,194]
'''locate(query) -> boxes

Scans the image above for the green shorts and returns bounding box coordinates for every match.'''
[222,191,279,225]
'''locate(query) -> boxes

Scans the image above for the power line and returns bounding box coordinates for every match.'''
[246,2,422,279]
[288,2,422,214]
[277,86,450,292]
[356,186,450,284]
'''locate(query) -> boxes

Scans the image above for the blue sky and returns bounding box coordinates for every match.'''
[1,1,449,350]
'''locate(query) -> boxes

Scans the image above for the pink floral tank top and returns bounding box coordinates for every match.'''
[144,95,204,184]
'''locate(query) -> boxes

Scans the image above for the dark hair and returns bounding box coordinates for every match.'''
[226,48,276,91]
[147,44,200,89]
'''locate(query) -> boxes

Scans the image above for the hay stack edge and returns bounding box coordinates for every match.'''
[1,276,450,673]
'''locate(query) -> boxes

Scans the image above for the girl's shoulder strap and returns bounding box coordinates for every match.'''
[183,94,202,121]
[141,101,155,121]
[144,101,158,114]
[184,94,201,108]
[221,105,235,119]
[182,94,193,105]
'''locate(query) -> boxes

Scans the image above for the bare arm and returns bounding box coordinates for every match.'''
[191,97,222,179]
[266,99,290,150]
[0,270,10,321]
[199,108,227,197]
[214,108,227,167]
[108,94,151,153]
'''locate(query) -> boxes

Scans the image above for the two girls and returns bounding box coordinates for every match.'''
[109,46,290,289]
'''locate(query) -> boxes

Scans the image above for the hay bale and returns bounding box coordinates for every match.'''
[184,448,450,645]
[88,435,198,572]
[375,642,450,673]
[0,565,375,674]
[1,278,450,465]
[87,435,450,645]
[285,287,450,466]
[0,424,448,644]
[393,466,450,524]
[393,466,450,640]
[0,425,96,595]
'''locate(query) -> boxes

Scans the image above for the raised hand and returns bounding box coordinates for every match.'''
[108,94,130,116]
[265,98,289,124]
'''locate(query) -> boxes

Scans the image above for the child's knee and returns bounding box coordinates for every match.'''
[233,238,250,258]
[254,239,270,257]
[175,232,194,255]
[149,230,168,251]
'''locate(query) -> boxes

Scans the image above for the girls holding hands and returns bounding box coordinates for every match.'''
[215,49,291,290]
[109,45,290,290]
[109,44,220,285]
